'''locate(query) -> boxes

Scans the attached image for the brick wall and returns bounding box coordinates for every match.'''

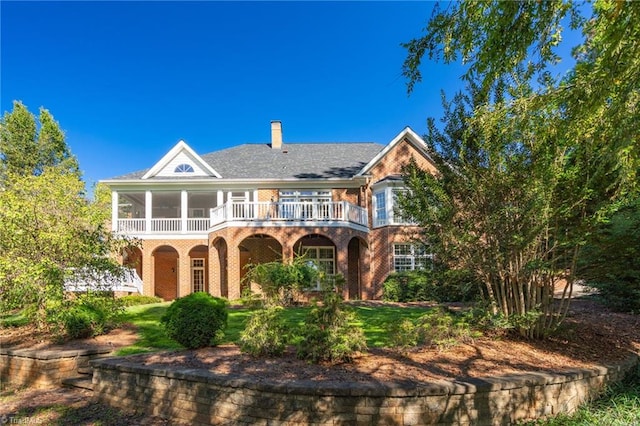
[91,353,639,426]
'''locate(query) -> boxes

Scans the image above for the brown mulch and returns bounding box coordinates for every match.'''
[1,298,638,424]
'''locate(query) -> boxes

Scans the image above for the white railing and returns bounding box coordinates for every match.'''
[116,201,370,233]
[210,201,368,227]
[151,218,181,232]
[116,219,146,233]
[187,218,210,232]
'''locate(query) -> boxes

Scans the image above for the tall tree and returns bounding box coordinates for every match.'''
[0,100,79,179]
[399,0,639,337]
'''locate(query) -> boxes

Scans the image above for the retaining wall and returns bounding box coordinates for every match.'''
[91,353,639,426]
[0,347,112,389]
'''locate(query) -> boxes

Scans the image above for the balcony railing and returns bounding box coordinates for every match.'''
[210,201,368,228]
[115,201,369,234]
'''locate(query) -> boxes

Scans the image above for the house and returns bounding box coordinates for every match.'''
[101,121,437,301]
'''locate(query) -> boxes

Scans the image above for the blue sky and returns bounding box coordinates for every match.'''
[2,1,459,188]
[1,2,577,190]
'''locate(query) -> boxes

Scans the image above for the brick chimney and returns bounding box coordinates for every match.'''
[271,120,282,149]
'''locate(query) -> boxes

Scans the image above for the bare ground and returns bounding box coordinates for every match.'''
[1,298,639,425]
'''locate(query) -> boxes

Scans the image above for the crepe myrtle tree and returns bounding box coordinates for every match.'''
[398,0,639,338]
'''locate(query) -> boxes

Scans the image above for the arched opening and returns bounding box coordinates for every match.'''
[238,234,282,294]
[212,238,228,298]
[152,245,179,301]
[293,234,337,290]
[188,245,209,294]
[122,246,143,280]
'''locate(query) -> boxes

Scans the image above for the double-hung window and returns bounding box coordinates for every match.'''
[372,182,413,227]
[393,243,431,272]
[302,246,335,290]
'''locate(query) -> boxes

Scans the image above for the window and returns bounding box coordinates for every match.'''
[174,164,194,173]
[393,243,431,272]
[302,246,335,290]
[191,258,205,292]
[374,191,387,226]
[279,190,331,219]
[372,184,414,227]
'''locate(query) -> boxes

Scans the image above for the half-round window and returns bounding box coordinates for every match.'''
[174,164,194,173]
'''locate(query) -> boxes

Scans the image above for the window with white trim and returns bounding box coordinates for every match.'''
[191,258,205,292]
[393,243,431,272]
[302,246,335,290]
[372,183,414,227]
[174,164,194,173]
[279,190,332,219]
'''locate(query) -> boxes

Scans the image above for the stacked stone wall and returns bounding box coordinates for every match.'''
[91,353,639,426]
[1,347,111,389]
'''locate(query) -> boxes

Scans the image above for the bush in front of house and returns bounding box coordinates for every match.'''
[296,275,367,363]
[160,292,228,349]
[51,294,124,340]
[120,294,164,307]
[382,269,479,303]
[239,305,288,357]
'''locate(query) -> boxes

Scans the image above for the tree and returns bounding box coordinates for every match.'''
[0,167,126,328]
[398,0,639,337]
[0,102,124,331]
[0,100,79,180]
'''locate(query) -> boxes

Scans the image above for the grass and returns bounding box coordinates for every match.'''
[523,365,640,426]
[115,302,432,355]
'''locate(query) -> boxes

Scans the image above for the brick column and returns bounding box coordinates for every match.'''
[227,244,241,300]
[142,248,154,297]
[209,241,221,297]
[178,251,191,298]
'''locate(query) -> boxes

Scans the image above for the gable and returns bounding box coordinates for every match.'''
[142,140,221,179]
[357,127,436,180]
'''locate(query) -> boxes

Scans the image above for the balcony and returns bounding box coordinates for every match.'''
[115,201,368,235]
[210,201,368,230]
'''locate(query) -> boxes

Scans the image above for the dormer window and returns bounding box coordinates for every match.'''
[174,164,194,173]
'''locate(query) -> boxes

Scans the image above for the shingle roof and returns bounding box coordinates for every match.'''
[109,142,385,180]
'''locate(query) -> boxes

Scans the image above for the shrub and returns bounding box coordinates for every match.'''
[296,276,367,363]
[120,295,164,307]
[50,294,124,340]
[390,307,481,351]
[239,306,288,356]
[238,287,264,309]
[382,269,479,303]
[160,292,228,349]
[244,256,318,306]
[578,197,640,313]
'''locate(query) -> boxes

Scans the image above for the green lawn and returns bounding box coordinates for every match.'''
[115,302,432,355]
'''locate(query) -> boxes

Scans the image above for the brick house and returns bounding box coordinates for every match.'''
[102,122,437,301]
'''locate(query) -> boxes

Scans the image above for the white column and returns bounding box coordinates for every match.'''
[252,190,258,218]
[145,191,152,233]
[181,190,188,232]
[216,190,224,207]
[111,191,119,232]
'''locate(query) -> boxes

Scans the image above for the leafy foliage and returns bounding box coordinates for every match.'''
[382,269,478,303]
[578,198,640,313]
[239,306,288,357]
[296,276,367,363]
[160,292,228,349]
[0,100,78,180]
[399,0,640,338]
[244,256,318,306]
[49,294,124,340]
[389,307,480,351]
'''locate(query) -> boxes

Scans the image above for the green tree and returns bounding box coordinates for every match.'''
[0,167,126,328]
[0,100,79,180]
[399,0,639,337]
